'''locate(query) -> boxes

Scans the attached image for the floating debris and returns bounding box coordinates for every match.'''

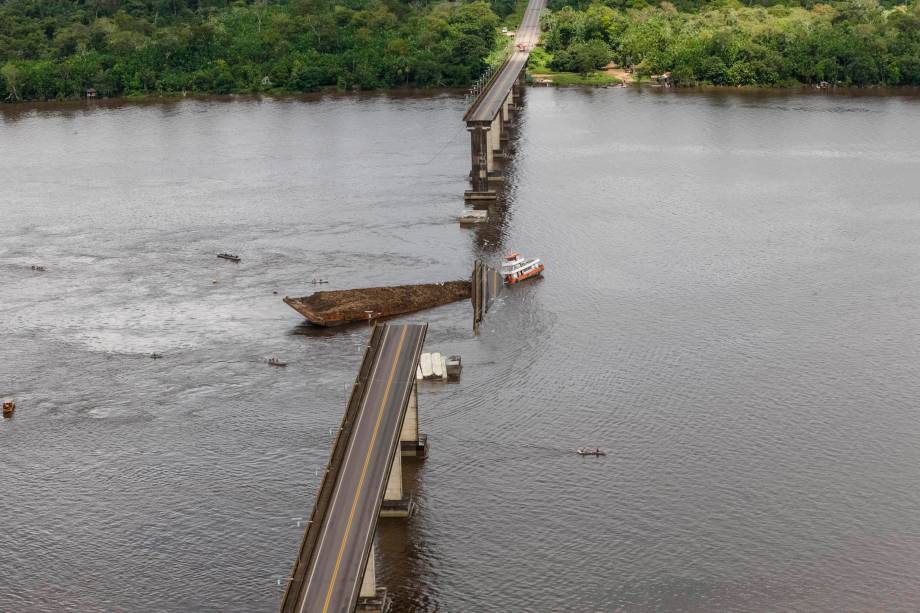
[268,357,287,367]
[2,400,15,418]
[217,253,241,262]
[417,352,454,381]
[284,281,471,327]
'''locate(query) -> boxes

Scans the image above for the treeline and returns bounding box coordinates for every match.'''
[0,0,502,101]
[541,0,920,86]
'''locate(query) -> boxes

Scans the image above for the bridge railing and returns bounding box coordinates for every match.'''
[279,324,387,613]
[463,42,515,122]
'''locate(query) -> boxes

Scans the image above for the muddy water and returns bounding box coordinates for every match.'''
[2,88,920,612]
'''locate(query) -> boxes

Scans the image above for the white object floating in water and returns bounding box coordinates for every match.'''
[459,209,488,224]
[419,353,433,379]
[431,352,444,380]
[417,352,450,381]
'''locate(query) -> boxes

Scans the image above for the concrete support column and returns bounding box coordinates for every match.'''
[490,116,502,153]
[465,124,497,201]
[399,382,427,458]
[360,545,377,598]
[486,122,495,170]
[384,446,403,501]
[380,444,413,518]
[468,125,490,192]
[356,544,390,612]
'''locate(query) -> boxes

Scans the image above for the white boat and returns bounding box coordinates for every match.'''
[577,447,606,457]
[268,357,287,367]
[501,252,544,285]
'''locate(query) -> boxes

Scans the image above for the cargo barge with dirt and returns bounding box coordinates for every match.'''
[283,281,471,327]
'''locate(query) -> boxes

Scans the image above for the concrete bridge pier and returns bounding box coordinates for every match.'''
[400,381,427,458]
[489,116,505,170]
[512,72,525,108]
[465,124,496,201]
[357,545,391,613]
[381,381,423,518]
[380,436,414,518]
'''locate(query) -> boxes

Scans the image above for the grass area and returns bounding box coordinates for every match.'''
[485,35,514,68]
[503,0,530,28]
[533,71,622,86]
[528,46,552,73]
[527,47,622,87]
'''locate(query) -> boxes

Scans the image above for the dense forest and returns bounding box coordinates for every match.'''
[2,0,918,100]
[0,0,503,100]
[541,0,920,86]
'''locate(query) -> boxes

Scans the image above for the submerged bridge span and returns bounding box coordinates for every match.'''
[464,0,546,201]
[280,323,428,613]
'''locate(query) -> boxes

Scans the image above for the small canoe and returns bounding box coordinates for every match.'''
[218,253,241,262]
[577,448,606,457]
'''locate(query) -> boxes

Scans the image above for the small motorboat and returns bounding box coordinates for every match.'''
[31,265,46,272]
[310,278,329,285]
[150,353,163,359]
[268,357,287,367]
[577,447,606,457]
[217,253,241,262]
[3,400,15,418]
[501,252,544,285]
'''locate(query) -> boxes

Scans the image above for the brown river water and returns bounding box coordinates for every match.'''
[2,87,920,612]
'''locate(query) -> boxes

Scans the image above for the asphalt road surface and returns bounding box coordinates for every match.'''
[466,0,547,124]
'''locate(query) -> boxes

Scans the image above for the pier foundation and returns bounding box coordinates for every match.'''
[400,382,427,458]
[356,545,391,613]
[466,123,497,201]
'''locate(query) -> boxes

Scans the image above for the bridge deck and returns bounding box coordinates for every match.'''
[282,323,427,613]
[465,0,546,124]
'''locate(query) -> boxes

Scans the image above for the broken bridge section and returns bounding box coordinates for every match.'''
[280,323,428,613]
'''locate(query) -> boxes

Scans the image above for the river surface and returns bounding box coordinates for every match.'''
[2,87,920,612]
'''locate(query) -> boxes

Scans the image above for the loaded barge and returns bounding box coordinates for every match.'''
[284,281,471,327]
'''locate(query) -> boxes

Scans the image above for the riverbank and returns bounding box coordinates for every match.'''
[0,0,501,102]
[539,2,920,88]
[4,83,920,118]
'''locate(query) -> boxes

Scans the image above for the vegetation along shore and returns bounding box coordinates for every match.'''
[2,0,918,102]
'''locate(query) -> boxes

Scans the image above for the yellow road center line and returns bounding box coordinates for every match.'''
[321,324,409,613]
